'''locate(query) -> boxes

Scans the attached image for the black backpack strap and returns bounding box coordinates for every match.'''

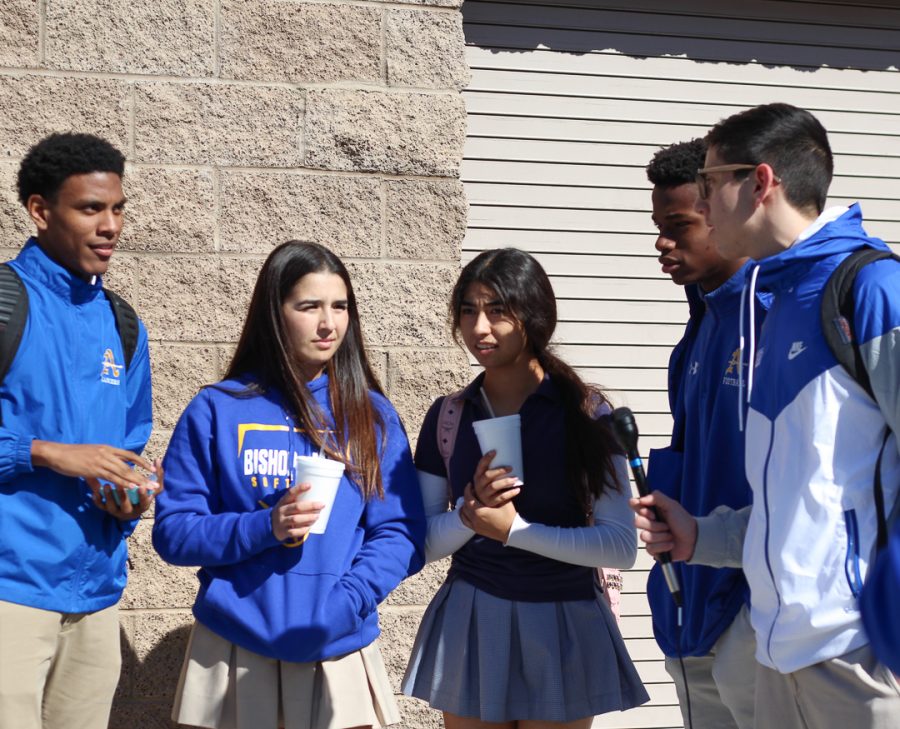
[104,288,140,370]
[821,248,900,557]
[874,430,891,553]
[0,264,29,385]
[821,248,899,401]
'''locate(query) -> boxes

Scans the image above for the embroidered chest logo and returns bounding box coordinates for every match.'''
[100,348,123,386]
[689,361,700,375]
[788,341,807,360]
[722,348,741,387]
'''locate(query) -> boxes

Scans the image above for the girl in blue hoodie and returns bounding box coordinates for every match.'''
[153,241,426,729]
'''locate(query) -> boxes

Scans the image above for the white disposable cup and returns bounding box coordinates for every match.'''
[471,414,524,485]
[294,455,346,534]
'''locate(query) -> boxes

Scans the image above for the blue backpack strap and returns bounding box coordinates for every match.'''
[104,288,139,369]
[821,248,900,554]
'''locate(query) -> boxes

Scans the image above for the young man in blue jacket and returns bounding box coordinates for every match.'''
[644,138,760,729]
[634,104,900,728]
[0,133,157,729]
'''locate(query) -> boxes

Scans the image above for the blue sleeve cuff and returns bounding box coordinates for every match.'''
[241,507,281,553]
[16,434,35,473]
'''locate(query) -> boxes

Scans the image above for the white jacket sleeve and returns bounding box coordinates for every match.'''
[503,454,637,569]
[419,469,474,563]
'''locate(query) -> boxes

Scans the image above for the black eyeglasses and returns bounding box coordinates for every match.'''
[695,164,759,200]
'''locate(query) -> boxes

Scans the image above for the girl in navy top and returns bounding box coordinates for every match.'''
[402,248,648,727]
[154,241,425,729]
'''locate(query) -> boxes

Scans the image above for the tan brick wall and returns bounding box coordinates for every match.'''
[0,1,470,726]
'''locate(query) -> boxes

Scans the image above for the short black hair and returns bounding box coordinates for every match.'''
[17,132,125,206]
[706,103,832,215]
[646,138,707,188]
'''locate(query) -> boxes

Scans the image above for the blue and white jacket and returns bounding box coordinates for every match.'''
[646,263,765,657]
[739,205,900,673]
[0,239,153,613]
[153,375,426,662]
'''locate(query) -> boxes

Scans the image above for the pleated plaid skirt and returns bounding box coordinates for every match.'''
[401,578,649,722]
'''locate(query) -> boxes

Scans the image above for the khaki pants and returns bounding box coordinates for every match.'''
[755,643,900,729]
[665,604,757,729]
[0,600,121,729]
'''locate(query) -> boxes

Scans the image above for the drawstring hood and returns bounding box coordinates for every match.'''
[737,263,762,431]
[735,204,882,429]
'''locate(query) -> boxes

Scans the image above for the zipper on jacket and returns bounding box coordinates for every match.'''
[843,509,863,598]
[761,419,783,667]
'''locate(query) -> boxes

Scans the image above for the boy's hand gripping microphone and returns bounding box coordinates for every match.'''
[611,406,683,608]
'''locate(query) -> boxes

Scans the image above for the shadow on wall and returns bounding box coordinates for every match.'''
[111,622,192,729]
[463,0,900,72]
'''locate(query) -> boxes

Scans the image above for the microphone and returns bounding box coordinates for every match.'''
[611,406,683,608]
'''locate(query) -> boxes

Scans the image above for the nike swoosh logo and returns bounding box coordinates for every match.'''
[788,346,807,360]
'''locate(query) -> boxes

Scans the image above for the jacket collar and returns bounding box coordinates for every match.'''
[14,238,104,302]
[461,370,562,413]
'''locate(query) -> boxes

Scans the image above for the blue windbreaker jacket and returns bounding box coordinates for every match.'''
[740,205,900,672]
[0,239,153,613]
[153,375,426,662]
[646,263,767,657]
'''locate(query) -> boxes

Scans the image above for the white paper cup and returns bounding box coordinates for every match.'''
[294,455,346,534]
[471,414,524,485]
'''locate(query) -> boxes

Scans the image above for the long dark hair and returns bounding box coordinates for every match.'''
[450,248,620,507]
[225,241,386,499]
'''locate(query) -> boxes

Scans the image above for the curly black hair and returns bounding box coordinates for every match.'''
[645,137,707,189]
[17,132,125,206]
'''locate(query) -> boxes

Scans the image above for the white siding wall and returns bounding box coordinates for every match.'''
[461,2,900,727]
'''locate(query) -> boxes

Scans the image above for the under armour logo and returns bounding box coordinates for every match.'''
[689,361,700,375]
[788,341,807,360]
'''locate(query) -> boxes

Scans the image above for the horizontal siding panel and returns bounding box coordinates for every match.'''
[468,205,659,235]
[468,185,900,225]
[559,299,688,325]
[468,113,900,160]
[466,137,900,178]
[547,277,678,301]
[574,366,667,390]
[594,705,684,729]
[472,202,900,241]
[531,252,672,277]
[609,390,672,412]
[556,321,683,345]
[467,68,900,117]
[634,659,677,685]
[555,344,674,368]
[467,182,653,210]
[463,91,900,137]
[465,230,663,257]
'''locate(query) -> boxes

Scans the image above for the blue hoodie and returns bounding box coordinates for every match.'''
[739,204,900,672]
[0,239,153,613]
[153,376,426,663]
[646,263,766,657]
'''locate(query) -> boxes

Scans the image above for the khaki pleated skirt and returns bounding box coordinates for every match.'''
[172,621,400,729]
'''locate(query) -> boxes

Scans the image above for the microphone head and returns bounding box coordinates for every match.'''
[611,406,639,452]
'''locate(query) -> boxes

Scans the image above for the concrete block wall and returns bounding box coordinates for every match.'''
[0,2,471,726]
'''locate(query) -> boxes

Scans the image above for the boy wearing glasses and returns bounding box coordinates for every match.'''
[633,103,900,728]
[644,138,761,729]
